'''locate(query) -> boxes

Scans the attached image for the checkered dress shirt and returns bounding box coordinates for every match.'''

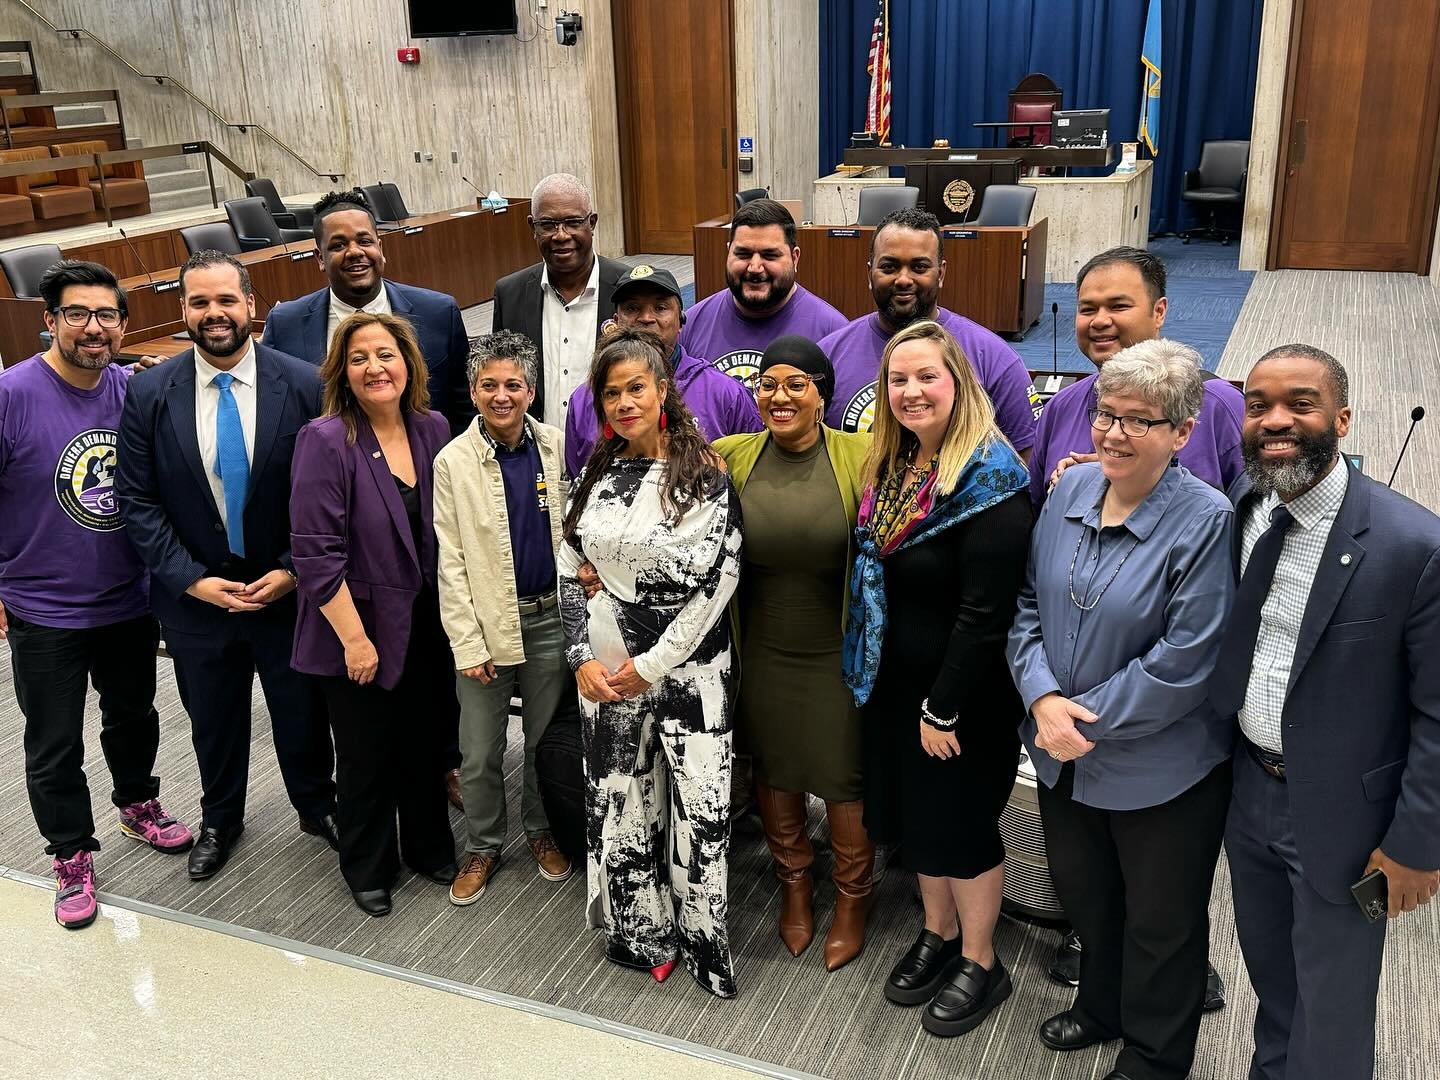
[1237,459,1349,752]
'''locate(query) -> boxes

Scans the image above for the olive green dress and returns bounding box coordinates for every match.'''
[736,438,861,801]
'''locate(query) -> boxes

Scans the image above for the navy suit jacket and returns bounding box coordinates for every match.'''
[260,279,473,435]
[1225,462,1440,902]
[115,343,323,639]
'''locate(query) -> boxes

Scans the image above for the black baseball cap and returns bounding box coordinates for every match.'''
[611,264,683,305]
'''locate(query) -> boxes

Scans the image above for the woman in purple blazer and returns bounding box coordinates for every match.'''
[290,311,458,917]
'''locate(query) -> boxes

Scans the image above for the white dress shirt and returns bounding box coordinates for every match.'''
[539,258,600,428]
[1237,459,1349,752]
[194,342,257,530]
[326,286,392,351]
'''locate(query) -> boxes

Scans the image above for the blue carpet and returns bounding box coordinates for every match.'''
[1012,237,1254,374]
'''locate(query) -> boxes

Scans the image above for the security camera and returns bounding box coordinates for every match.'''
[555,11,582,46]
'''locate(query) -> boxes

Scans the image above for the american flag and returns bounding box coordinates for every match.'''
[865,0,891,144]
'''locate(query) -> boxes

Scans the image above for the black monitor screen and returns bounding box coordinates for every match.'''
[407,0,518,37]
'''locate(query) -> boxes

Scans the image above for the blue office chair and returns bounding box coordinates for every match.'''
[973,185,1037,227]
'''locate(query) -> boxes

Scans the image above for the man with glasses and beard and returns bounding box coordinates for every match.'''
[816,208,1040,459]
[0,260,194,929]
[680,199,844,384]
[1210,344,1440,1080]
[117,250,337,882]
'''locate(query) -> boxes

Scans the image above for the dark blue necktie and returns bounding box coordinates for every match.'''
[1208,503,1295,716]
[212,372,249,557]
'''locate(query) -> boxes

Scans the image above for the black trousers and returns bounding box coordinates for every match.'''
[166,615,334,830]
[9,612,162,860]
[320,597,456,892]
[1038,760,1231,1080]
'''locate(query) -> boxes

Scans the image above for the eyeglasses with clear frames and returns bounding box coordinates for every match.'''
[746,373,825,396]
[57,306,124,329]
[532,216,592,236]
[1087,408,1175,438]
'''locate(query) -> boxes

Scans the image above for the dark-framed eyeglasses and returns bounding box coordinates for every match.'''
[57,305,124,329]
[746,372,825,396]
[532,216,592,236]
[1088,408,1175,438]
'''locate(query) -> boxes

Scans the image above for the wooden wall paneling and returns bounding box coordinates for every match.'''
[1240,0,1294,271]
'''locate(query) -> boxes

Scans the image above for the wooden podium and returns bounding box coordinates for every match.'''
[905,159,1022,224]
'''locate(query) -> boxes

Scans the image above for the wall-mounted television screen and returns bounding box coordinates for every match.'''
[407,1,519,38]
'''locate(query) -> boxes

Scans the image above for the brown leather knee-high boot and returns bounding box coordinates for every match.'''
[823,799,874,971]
[756,781,814,956]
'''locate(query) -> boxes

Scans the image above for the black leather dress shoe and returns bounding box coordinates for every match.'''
[415,862,458,886]
[1103,1071,1137,1080]
[885,928,964,1005]
[1047,928,1082,986]
[921,954,1013,1037]
[351,888,392,917]
[187,825,243,881]
[1204,962,1227,1011]
[1038,1008,1119,1052]
[298,813,340,852]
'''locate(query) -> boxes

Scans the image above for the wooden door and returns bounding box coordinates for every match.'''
[612,0,738,255]
[1270,0,1440,272]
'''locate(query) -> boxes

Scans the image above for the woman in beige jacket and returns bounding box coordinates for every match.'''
[433,330,574,904]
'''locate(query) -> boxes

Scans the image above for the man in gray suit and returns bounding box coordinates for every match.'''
[491,173,627,429]
[1210,343,1440,1080]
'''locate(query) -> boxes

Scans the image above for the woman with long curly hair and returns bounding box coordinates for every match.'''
[558,328,743,997]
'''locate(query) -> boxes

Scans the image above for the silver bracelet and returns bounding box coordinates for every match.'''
[920,698,958,731]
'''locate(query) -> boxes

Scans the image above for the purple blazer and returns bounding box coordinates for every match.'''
[289,408,451,690]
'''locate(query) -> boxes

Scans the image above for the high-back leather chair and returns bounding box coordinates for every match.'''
[51,138,149,210]
[1008,73,1062,148]
[735,187,768,209]
[179,221,243,257]
[245,177,314,229]
[0,242,63,298]
[360,184,398,223]
[379,182,410,220]
[225,196,310,251]
[855,185,919,226]
[973,184,1036,227]
[1182,139,1249,244]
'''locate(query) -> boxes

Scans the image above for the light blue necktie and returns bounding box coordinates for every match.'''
[211,372,249,557]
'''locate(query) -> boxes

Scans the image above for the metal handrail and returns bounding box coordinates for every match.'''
[10,0,343,182]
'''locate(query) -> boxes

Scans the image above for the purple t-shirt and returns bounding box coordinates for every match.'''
[679,284,847,383]
[0,356,148,628]
[818,308,1040,450]
[564,346,763,476]
[1029,371,1245,506]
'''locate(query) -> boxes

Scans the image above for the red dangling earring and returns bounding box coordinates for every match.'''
[602,422,614,439]
[659,410,668,431]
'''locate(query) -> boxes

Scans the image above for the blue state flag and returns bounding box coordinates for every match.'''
[1138,0,1161,154]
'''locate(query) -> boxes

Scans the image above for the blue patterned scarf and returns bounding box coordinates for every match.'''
[842,438,1029,706]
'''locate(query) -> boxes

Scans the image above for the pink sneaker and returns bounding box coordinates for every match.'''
[118,799,194,853]
[53,850,98,929]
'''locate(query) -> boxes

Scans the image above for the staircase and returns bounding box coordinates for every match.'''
[122,137,216,214]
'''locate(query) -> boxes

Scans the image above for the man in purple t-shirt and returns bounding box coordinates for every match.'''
[817,207,1040,458]
[0,261,193,930]
[1030,246,1244,507]
[680,199,846,384]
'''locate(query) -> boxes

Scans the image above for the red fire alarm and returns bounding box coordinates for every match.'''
[397,46,420,64]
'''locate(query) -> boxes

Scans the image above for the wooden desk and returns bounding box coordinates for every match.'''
[692,217,1047,337]
[842,145,1117,169]
[0,201,536,366]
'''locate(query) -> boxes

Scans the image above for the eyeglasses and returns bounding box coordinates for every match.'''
[746,373,825,396]
[1088,408,1175,438]
[532,216,592,236]
[57,306,123,329]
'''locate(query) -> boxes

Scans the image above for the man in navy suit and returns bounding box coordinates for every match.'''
[1210,344,1440,1080]
[117,250,337,881]
[261,188,473,436]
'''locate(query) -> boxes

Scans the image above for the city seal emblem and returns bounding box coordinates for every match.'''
[942,179,975,216]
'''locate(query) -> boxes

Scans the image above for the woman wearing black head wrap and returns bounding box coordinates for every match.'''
[713,334,875,972]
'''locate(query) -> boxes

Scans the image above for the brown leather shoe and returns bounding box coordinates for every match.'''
[756,781,814,956]
[445,769,464,812]
[449,852,498,906]
[823,799,874,971]
[527,832,573,882]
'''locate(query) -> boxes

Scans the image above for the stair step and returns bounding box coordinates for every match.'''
[149,185,216,213]
[54,104,109,127]
[0,61,26,76]
[125,136,143,150]
[144,167,207,194]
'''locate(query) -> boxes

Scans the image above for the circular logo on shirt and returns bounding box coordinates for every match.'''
[713,349,762,386]
[54,428,122,532]
[841,382,878,433]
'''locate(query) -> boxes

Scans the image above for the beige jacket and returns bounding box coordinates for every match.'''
[433,415,566,670]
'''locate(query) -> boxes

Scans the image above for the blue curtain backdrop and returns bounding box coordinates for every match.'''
[818,0,1263,235]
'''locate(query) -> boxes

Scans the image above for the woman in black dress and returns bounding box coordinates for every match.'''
[842,319,1032,1039]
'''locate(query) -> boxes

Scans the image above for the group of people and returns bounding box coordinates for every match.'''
[2,173,1435,1080]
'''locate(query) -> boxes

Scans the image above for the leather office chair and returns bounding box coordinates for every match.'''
[0,146,94,220]
[0,242,62,298]
[360,184,398,223]
[855,185,919,226]
[246,177,314,229]
[51,138,149,211]
[1008,73,1062,148]
[379,182,410,220]
[735,187,769,209]
[224,196,311,252]
[179,221,244,257]
[1182,139,1249,245]
[974,184,1036,227]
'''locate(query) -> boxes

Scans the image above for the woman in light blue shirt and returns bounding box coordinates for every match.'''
[1006,339,1235,1080]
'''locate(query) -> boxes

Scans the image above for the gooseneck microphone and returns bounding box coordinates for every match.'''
[1051,301,1059,374]
[1386,405,1426,488]
[460,175,485,196]
[117,227,155,287]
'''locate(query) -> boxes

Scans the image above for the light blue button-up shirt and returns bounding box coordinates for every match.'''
[1006,462,1236,810]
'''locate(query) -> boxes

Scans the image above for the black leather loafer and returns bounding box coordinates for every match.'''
[415,862,458,886]
[1204,962,1227,1011]
[885,928,963,1005]
[1038,1008,1119,1052]
[187,824,243,881]
[352,888,392,917]
[1047,929,1082,986]
[298,813,340,852]
[921,954,1013,1037]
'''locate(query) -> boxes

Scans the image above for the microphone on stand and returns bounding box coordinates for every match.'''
[1051,301,1059,374]
[1386,406,1426,488]
[460,175,486,207]
[117,228,155,287]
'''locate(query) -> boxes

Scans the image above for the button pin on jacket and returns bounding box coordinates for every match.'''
[1340,553,1352,565]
